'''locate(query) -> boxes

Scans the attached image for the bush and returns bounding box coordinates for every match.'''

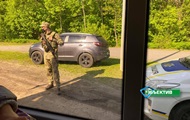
[148,42,190,50]
[171,42,190,50]
[80,22,115,47]
[1,39,39,44]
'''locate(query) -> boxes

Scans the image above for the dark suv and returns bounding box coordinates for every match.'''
[29,33,110,68]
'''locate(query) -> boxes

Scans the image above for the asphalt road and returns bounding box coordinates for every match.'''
[1,45,190,62]
[109,47,190,62]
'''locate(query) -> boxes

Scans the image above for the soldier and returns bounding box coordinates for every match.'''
[40,21,64,95]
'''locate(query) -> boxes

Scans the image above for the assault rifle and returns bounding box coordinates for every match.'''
[40,33,57,58]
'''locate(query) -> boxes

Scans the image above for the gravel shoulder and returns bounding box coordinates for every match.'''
[0,45,31,53]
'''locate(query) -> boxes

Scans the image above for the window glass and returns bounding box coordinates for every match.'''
[68,36,86,42]
[96,36,108,43]
[0,0,123,120]
[144,0,190,120]
[61,36,66,41]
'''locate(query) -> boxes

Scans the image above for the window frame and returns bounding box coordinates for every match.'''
[121,0,149,119]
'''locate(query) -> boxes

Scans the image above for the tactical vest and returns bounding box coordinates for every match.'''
[45,31,58,49]
[44,31,58,59]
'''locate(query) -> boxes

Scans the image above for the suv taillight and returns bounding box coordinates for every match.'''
[93,42,102,46]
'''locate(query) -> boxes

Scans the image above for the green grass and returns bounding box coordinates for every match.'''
[0,39,39,45]
[59,58,122,78]
[0,51,32,64]
[0,42,30,45]
[0,51,122,79]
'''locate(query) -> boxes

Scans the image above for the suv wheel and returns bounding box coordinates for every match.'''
[31,51,43,64]
[78,53,94,68]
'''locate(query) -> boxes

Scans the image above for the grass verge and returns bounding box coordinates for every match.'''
[0,39,39,45]
[0,51,122,79]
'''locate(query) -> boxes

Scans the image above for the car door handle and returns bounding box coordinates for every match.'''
[79,44,83,46]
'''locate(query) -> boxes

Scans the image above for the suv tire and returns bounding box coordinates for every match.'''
[78,53,94,68]
[31,51,43,64]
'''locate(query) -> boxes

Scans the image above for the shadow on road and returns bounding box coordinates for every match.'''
[59,58,120,67]
[18,69,122,120]
[148,50,180,65]
[94,58,120,67]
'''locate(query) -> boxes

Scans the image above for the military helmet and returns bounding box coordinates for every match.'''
[40,22,50,27]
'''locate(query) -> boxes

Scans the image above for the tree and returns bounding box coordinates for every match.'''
[44,0,67,32]
[101,0,122,46]
[0,0,123,47]
[149,0,189,48]
[4,0,47,39]
[0,0,8,40]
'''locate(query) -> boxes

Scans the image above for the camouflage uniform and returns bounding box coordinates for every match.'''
[40,22,64,94]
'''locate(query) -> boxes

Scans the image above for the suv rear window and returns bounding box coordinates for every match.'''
[96,36,108,47]
[68,36,86,42]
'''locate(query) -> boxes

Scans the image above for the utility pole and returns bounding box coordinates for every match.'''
[120,0,126,71]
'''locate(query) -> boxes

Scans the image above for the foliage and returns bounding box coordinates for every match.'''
[1,39,39,44]
[2,0,190,48]
[148,0,190,49]
[3,0,46,39]
[80,22,114,45]
[148,42,190,50]
[0,0,122,47]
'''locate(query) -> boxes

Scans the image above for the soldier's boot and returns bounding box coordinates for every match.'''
[57,88,61,95]
[45,82,54,90]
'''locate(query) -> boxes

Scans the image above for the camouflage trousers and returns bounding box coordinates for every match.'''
[44,57,60,88]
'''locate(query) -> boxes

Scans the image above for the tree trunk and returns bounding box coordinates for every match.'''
[59,12,62,32]
[96,0,104,23]
[81,0,86,31]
